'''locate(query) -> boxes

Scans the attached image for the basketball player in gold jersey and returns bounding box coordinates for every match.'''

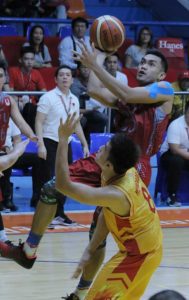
[55,113,163,300]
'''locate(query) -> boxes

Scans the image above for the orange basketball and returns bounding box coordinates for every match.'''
[90,15,125,52]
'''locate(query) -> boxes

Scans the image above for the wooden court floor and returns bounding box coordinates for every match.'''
[0,227,189,300]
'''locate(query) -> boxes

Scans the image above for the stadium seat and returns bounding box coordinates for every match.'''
[58,25,72,39]
[12,135,37,176]
[122,68,138,87]
[38,67,56,90]
[154,153,189,204]
[165,68,180,83]
[156,37,187,69]
[71,134,84,161]
[44,36,60,67]
[0,25,17,36]
[0,36,26,66]
[90,133,113,153]
[26,24,50,40]
[67,0,91,19]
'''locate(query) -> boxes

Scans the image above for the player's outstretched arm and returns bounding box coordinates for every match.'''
[0,139,29,172]
[55,114,130,215]
[73,210,109,279]
[74,42,174,105]
[10,97,37,142]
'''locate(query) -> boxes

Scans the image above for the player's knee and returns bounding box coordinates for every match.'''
[40,178,58,205]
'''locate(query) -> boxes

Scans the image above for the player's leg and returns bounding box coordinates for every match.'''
[85,246,162,300]
[0,178,58,269]
[64,207,106,300]
[0,213,9,242]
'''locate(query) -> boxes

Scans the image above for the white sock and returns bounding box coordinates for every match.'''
[0,229,8,242]
[75,288,89,300]
[23,242,37,258]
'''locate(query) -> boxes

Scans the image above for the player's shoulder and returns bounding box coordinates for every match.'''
[157,81,173,89]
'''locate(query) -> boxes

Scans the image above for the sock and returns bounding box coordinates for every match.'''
[0,229,8,242]
[24,231,42,258]
[74,289,89,300]
[74,277,92,299]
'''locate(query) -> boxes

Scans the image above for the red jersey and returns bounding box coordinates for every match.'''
[114,102,169,185]
[8,67,46,104]
[115,102,169,156]
[0,93,11,149]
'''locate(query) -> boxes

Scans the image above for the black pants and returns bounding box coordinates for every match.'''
[0,152,41,202]
[82,110,108,145]
[160,150,189,195]
[38,138,72,215]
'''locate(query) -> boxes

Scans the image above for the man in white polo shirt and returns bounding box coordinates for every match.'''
[160,101,189,206]
[36,65,89,223]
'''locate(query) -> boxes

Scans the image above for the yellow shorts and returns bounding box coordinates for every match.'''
[85,246,162,300]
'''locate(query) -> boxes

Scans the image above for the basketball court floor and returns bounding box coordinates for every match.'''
[1,175,189,299]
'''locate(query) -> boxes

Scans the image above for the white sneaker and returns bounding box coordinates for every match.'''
[50,216,77,226]
[167,194,181,207]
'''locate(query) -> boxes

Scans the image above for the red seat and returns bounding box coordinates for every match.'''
[122,68,138,87]
[67,0,92,19]
[156,37,186,69]
[44,36,61,67]
[165,68,180,83]
[0,36,26,66]
[38,67,57,91]
[117,38,134,66]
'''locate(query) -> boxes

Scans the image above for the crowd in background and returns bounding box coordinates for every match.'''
[0,11,188,213]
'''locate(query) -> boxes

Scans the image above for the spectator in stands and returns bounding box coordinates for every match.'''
[39,0,69,34]
[0,118,40,210]
[0,47,10,91]
[104,54,128,131]
[125,26,153,68]
[8,46,46,130]
[24,25,52,69]
[71,63,108,145]
[148,290,186,300]
[36,65,89,221]
[104,54,128,84]
[171,70,189,122]
[159,101,189,207]
[58,17,91,71]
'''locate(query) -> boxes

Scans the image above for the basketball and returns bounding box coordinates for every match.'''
[90,15,125,52]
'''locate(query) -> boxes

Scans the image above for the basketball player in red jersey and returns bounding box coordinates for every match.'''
[0,62,37,244]
[0,49,173,299]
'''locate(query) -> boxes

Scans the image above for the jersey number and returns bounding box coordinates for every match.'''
[142,187,156,213]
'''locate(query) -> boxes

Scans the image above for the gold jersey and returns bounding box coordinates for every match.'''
[103,167,163,255]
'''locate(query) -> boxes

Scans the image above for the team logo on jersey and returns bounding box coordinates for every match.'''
[4,97,10,106]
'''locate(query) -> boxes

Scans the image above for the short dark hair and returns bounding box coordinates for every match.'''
[137,26,153,48]
[148,290,186,300]
[55,65,73,77]
[146,49,168,73]
[71,17,89,29]
[108,133,140,174]
[104,53,120,64]
[20,46,35,57]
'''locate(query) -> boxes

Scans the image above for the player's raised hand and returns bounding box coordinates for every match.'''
[58,113,80,139]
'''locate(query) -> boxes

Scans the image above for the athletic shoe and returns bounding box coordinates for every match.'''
[62,293,80,300]
[3,200,18,211]
[167,194,181,207]
[50,215,77,226]
[0,240,36,269]
[4,240,14,246]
